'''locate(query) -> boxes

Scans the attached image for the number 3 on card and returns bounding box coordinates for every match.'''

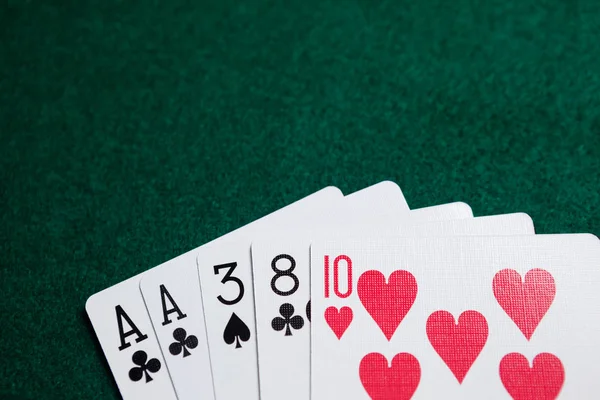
[214,262,244,305]
[324,255,353,298]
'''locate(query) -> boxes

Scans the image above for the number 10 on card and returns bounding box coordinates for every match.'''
[324,255,353,298]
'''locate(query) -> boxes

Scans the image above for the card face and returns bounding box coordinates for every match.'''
[407,202,472,221]
[196,181,410,400]
[252,213,532,400]
[311,234,600,399]
[87,186,343,400]
[87,276,178,400]
[137,186,343,400]
[341,181,409,216]
[385,213,534,237]
[138,257,215,400]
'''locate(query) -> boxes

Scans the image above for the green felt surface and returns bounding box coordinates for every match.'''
[1,0,599,398]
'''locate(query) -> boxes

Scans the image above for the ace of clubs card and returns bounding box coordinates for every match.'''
[137,186,345,400]
[87,186,344,400]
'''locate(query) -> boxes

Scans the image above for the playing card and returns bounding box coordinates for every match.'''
[341,180,410,216]
[87,275,178,400]
[137,186,345,400]
[86,186,343,400]
[311,234,600,399]
[196,181,411,400]
[402,202,472,222]
[252,213,533,400]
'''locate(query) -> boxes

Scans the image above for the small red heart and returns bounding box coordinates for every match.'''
[493,269,556,340]
[358,270,417,341]
[500,353,564,400]
[426,310,488,383]
[359,352,421,400]
[324,306,353,340]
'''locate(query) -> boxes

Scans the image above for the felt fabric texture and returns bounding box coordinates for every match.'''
[1,0,599,398]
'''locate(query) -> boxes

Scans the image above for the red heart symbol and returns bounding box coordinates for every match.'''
[426,310,488,383]
[324,306,353,339]
[358,270,417,341]
[493,269,556,340]
[500,353,564,400]
[359,352,421,400]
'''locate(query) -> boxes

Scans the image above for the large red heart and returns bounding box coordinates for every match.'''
[426,310,488,383]
[500,353,564,400]
[359,352,420,400]
[357,270,417,341]
[493,269,556,340]
[324,306,353,339]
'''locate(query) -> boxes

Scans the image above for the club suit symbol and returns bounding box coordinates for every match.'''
[223,312,250,348]
[128,350,161,383]
[168,328,198,358]
[271,303,304,336]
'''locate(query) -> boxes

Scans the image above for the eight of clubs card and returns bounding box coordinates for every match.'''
[311,235,600,399]
[252,212,533,400]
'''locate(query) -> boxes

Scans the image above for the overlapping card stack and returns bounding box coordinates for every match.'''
[87,181,600,399]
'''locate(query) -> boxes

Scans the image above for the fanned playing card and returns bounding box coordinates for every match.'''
[311,234,600,399]
[196,181,411,400]
[401,202,472,222]
[86,186,343,400]
[137,186,345,400]
[252,212,533,400]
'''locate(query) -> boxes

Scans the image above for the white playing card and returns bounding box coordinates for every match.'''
[252,213,533,400]
[197,181,411,400]
[86,186,343,400]
[137,186,344,400]
[406,202,472,221]
[341,181,410,216]
[311,234,600,399]
[87,276,178,400]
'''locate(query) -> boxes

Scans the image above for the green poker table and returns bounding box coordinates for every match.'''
[1,0,599,398]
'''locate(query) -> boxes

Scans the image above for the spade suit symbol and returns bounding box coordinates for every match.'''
[223,312,250,349]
